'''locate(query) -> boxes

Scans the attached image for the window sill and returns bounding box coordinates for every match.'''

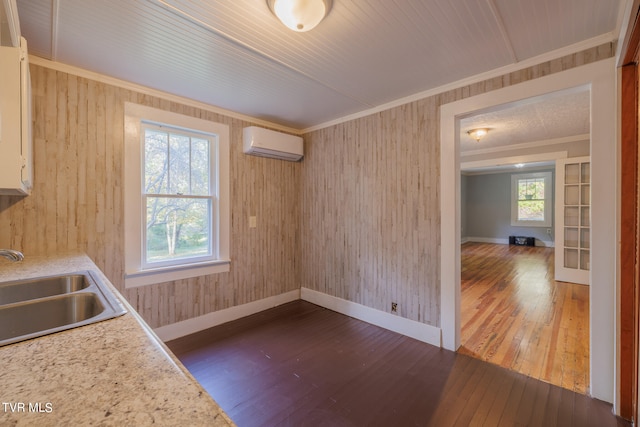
[510,221,552,228]
[125,259,230,288]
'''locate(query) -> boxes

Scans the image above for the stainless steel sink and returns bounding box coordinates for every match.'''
[0,271,127,346]
[0,274,90,305]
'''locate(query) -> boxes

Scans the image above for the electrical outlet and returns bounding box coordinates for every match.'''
[249,216,257,228]
[546,228,551,235]
[391,302,398,313]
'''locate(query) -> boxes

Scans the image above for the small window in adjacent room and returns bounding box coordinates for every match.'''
[511,171,552,227]
[124,103,230,288]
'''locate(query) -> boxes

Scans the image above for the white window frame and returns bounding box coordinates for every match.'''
[124,103,230,288]
[510,171,552,228]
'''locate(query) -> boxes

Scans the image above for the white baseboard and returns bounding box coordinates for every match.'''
[465,236,554,247]
[300,287,441,347]
[155,287,442,348]
[466,236,510,245]
[154,289,300,342]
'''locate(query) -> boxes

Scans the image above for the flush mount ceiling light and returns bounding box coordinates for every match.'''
[467,128,490,142]
[267,0,333,32]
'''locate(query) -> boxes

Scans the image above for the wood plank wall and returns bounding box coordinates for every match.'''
[300,43,615,327]
[0,43,615,331]
[0,64,301,328]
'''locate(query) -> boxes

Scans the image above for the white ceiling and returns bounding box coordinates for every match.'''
[16,0,625,132]
[458,86,591,172]
[460,86,590,152]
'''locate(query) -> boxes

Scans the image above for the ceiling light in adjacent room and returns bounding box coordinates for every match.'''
[267,0,333,32]
[467,128,489,142]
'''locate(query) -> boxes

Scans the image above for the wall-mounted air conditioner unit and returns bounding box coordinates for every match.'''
[243,126,303,161]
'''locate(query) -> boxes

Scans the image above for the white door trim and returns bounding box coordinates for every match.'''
[440,58,617,405]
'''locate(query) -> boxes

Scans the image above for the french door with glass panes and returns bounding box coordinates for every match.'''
[554,156,590,285]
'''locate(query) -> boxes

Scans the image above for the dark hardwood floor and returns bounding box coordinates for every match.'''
[166,301,628,427]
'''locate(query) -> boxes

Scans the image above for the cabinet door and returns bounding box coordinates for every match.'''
[554,156,590,285]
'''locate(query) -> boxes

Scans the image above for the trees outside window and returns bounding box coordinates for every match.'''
[143,126,214,265]
[511,172,552,227]
[123,103,229,288]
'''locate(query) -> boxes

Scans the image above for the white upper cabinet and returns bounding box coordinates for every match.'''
[0,0,31,196]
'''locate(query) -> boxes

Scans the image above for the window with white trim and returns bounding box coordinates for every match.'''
[124,103,230,288]
[511,172,552,227]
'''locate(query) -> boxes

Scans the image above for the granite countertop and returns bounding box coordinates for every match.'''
[0,252,234,426]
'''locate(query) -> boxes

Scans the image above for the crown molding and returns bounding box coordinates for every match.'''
[302,33,616,134]
[28,28,615,138]
[461,133,589,157]
[28,55,303,135]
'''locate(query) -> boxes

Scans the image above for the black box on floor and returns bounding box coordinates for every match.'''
[509,236,535,246]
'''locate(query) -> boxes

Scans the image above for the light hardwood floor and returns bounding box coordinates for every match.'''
[459,242,589,395]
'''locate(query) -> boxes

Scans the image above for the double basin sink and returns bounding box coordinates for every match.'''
[0,271,127,346]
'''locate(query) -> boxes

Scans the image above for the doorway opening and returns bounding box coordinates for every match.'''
[455,90,591,393]
[439,58,617,402]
